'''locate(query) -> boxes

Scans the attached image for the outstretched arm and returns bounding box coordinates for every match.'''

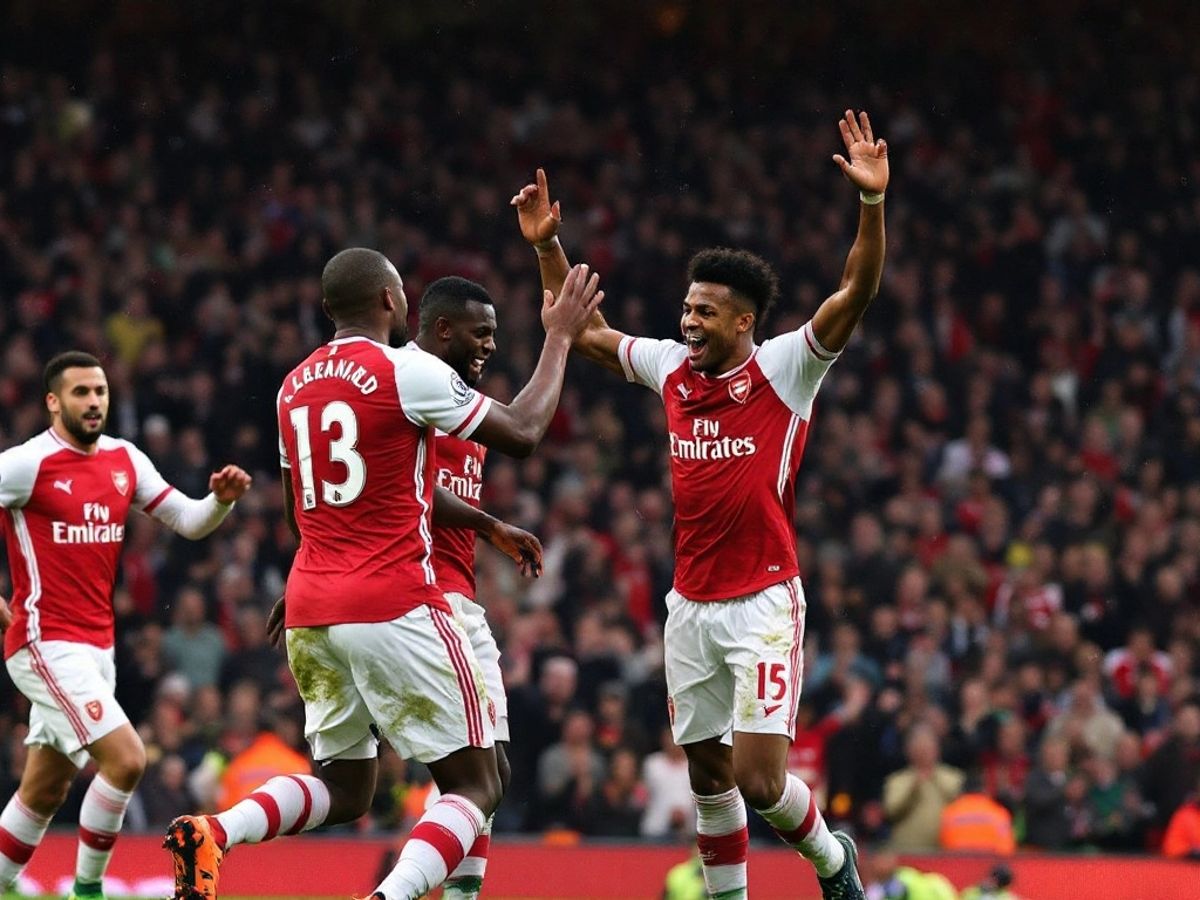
[513,168,626,375]
[469,263,605,456]
[810,110,889,353]
[147,464,251,539]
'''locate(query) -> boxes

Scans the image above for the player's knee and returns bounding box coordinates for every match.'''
[735,768,785,811]
[103,743,147,791]
[23,778,72,815]
[326,779,374,825]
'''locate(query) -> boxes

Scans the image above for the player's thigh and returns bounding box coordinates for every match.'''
[285,626,377,763]
[663,590,734,746]
[448,593,508,741]
[720,578,807,738]
[6,641,130,768]
[339,606,494,765]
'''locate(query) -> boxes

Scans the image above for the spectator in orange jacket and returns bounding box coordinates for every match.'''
[939,775,1017,855]
[217,722,312,810]
[1162,776,1200,860]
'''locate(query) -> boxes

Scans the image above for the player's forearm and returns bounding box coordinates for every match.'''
[150,491,234,539]
[433,486,498,535]
[535,236,570,299]
[503,332,573,450]
[838,200,886,306]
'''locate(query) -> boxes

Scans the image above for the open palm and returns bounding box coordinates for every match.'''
[832,109,889,195]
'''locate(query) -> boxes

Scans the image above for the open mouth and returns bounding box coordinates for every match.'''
[82,413,103,427]
[468,356,486,379]
[685,333,707,360]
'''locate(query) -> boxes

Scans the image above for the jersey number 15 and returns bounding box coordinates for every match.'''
[288,402,366,510]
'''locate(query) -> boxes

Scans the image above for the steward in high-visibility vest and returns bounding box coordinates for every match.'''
[939,792,1016,855]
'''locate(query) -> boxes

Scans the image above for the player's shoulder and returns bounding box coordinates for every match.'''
[1,429,74,465]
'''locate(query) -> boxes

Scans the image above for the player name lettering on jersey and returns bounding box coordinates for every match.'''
[286,357,379,399]
[669,417,758,461]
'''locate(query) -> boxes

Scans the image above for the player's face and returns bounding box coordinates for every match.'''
[47,366,109,445]
[680,282,755,374]
[444,301,497,386]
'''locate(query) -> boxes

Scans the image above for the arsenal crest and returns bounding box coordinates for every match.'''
[728,372,752,404]
[111,470,129,496]
[85,700,103,722]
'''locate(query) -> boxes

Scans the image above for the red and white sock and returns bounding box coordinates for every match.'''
[694,787,748,900]
[376,794,485,900]
[754,774,844,878]
[213,775,331,848]
[76,775,132,884]
[0,795,51,889]
[441,815,491,900]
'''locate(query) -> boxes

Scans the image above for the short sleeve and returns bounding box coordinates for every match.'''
[123,441,175,512]
[0,446,39,508]
[617,336,688,396]
[755,320,841,419]
[276,386,291,468]
[392,346,493,438]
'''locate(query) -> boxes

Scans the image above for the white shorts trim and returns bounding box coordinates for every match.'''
[445,592,508,742]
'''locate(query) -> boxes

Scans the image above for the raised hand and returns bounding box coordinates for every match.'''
[832,109,889,196]
[486,521,544,578]
[511,167,562,248]
[542,263,604,340]
[209,464,252,504]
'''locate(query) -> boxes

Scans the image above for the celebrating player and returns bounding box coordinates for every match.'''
[410,275,526,899]
[512,110,888,899]
[0,351,251,900]
[166,248,602,900]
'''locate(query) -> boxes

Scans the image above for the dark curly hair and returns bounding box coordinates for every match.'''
[686,247,780,325]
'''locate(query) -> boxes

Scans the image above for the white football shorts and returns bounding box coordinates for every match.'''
[664,577,807,746]
[445,592,508,743]
[6,640,130,768]
[286,605,494,765]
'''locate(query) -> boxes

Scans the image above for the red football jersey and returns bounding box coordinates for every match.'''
[432,433,487,598]
[0,429,175,658]
[277,338,492,627]
[619,321,838,601]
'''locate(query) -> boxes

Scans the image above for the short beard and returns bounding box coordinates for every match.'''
[62,411,104,445]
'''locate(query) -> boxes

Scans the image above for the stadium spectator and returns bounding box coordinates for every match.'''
[1140,702,1200,832]
[162,584,227,690]
[883,724,965,851]
[938,779,1016,855]
[1022,736,1073,850]
[1162,773,1200,859]
[640,728,694,840]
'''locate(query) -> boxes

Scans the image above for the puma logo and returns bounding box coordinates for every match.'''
[53,479,73,494]
[677,383,692,400]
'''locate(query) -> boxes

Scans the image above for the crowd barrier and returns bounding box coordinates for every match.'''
[16,833,1199,897]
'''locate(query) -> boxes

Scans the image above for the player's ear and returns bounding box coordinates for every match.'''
[45,391,60,415]
[737,311,755,334]
[436,316,454,341]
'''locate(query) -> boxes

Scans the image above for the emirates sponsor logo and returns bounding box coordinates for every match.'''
[728,371,752,404]
[111,470,129,496]
[52,502,125,544]
[669,417,757,460]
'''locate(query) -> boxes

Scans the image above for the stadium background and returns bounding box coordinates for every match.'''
[1,0,1199,896]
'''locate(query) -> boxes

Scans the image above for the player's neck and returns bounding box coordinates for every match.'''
[51,420,98,455]
[333,324,388,344]
[709,343,754,376]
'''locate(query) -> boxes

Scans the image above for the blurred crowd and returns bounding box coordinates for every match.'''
[1,1,1199,856]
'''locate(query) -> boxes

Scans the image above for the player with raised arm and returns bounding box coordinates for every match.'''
[512,111,887,899]
[165,248,602,900]
[0,351,251,900]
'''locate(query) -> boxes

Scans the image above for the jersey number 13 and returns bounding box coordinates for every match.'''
[289,402,366,510]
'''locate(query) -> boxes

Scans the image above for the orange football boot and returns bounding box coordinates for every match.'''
[164,814,225,899]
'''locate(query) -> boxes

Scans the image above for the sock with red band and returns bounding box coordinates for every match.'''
[76,775,133,887]
[694,787,749,900]
[0,795,51,890]
[213,774,331,848]
[753,774,844,878]
[376,794,485,900]
[441,814,492,900]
